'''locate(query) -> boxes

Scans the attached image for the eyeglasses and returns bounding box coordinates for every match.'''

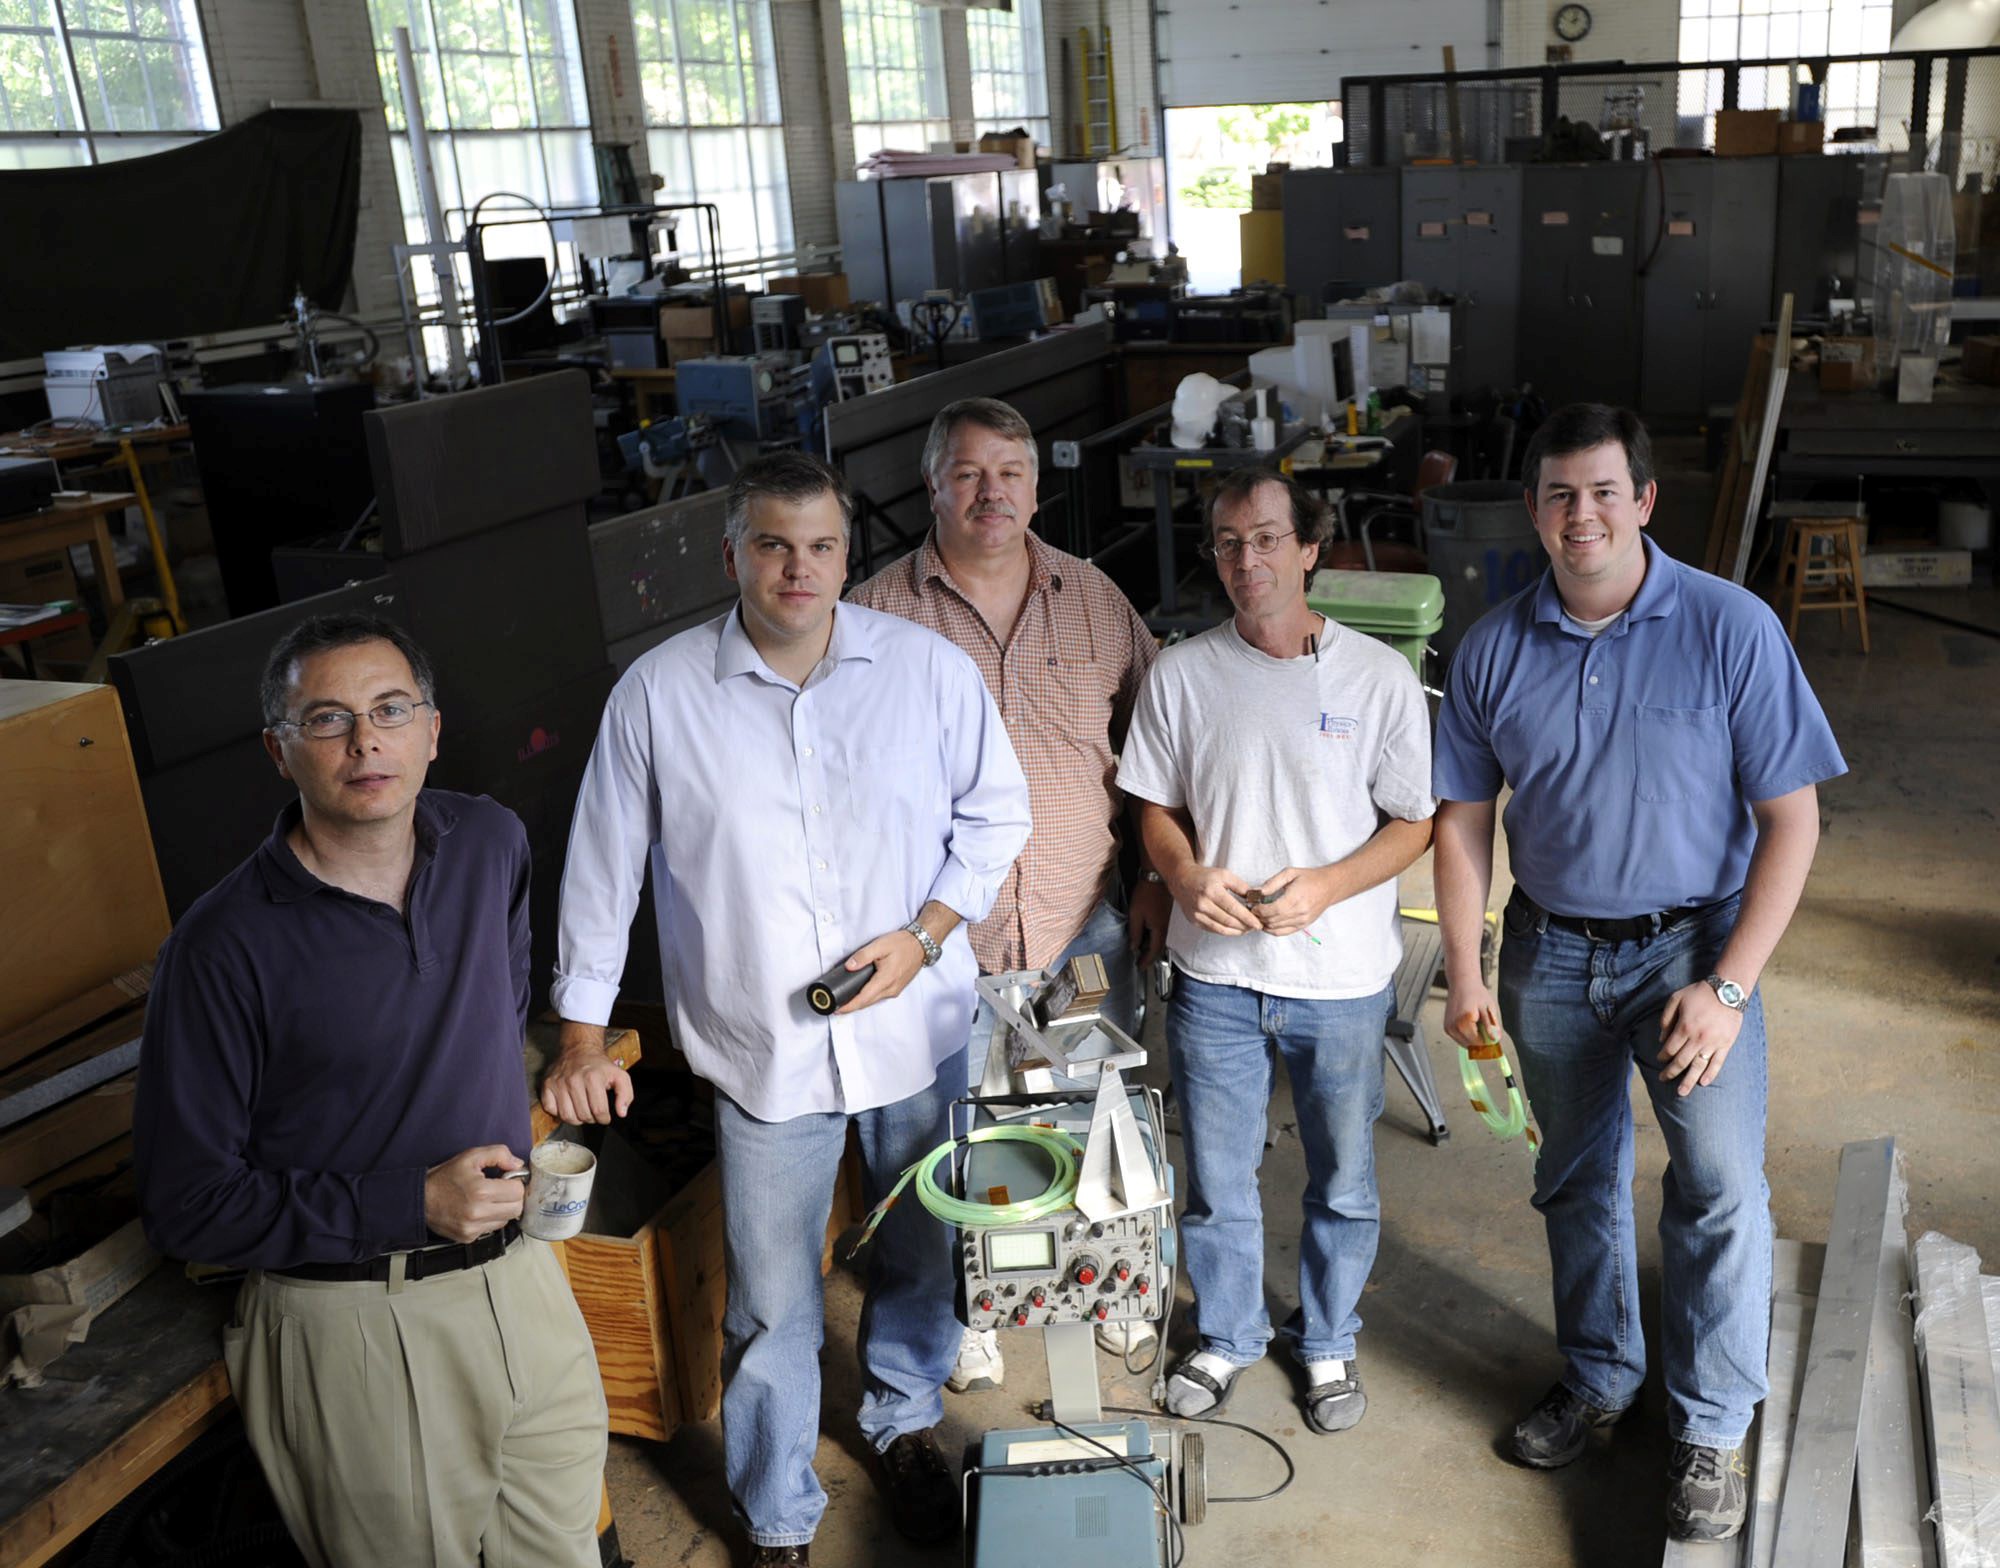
[1199,528,1298,563]
[272,700,434,741]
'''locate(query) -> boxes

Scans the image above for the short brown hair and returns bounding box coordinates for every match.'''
[1522,403,1654,499]
[921,397,1039,488]
[1205,466,1332,550]
[725,450,853,547]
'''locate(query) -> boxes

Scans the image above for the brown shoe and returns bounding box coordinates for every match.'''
[748,1546,810,1566]
[875,1428,958,1545]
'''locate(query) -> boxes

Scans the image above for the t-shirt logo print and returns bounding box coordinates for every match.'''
[1317,714,1359,741]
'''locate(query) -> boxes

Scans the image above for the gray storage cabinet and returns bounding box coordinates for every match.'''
[1283,168,1402,317]
[1517,163,1644,410]
[1399,165,1523,401]
[1639,158,1779,420]
[1773,152,1887,319]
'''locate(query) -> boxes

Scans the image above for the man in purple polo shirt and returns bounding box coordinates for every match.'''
[133,614,607,1568]
[1433,404,1845,1544]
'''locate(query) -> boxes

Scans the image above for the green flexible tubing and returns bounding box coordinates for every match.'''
[1459,1021,1542,1154]
[848,1124,1087,1256]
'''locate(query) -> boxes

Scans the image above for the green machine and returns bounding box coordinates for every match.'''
[1306,568,1445,682]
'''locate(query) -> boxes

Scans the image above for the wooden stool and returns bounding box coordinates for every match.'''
[1778,517,1869,652]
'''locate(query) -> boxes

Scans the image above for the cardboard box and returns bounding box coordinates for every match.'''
[1778,120,1825,155]
[768,273,851,313]
[1251,172,1286,211]
[1240,210,1285,286]
[0,551,90,663]
[1819,336,1876,393]
[1862,549,1972,588]
[1962,335,2000,386]
[1,1214,160,1387]
[1715,109,1781,157]
[978,131,1037,170]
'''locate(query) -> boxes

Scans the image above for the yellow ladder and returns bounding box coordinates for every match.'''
[1079,24,1116,155]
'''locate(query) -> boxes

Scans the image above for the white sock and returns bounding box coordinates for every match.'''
[1304,1359,1348,1385]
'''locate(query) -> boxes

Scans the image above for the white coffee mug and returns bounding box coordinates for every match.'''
[517,1140,597,1242]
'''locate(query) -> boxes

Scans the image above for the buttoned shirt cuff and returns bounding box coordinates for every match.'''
[549,974,620,1029]
[927,857,994,927]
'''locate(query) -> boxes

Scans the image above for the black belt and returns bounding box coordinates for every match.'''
[1512,888,1723,945]
[270,1222,522,1284]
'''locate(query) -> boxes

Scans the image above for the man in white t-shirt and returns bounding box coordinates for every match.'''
[1117,466,1435,1434]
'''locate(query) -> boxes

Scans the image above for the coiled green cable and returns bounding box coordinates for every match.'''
[1459,1021,1541,1154]
[848,1124,1087,1256]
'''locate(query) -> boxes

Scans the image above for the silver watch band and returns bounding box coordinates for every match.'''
[903,919,943,967]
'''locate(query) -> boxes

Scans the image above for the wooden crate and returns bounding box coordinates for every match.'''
[0,684,169,1040]
[550,1202,683,1441]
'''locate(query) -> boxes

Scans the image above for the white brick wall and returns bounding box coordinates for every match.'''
[775,0,839,254]
[1501,0,1678,68]
[197,0,406,321]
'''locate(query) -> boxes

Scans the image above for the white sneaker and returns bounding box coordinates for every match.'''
[947,1326,1004,1392]
[1095,1319,1159,1359]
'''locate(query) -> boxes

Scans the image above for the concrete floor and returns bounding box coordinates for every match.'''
[606,486,2000,1565]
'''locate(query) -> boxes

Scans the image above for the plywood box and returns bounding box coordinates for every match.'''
[1777,120,1824,155]
[1251,172,1286,211]
[769,274,852,312]
[978,132,1037,169]
[0,684,170,1040]
[1819,336,1876,393]
[1715,109,1781,157]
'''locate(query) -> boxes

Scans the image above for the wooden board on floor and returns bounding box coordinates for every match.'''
[1705,335,1777,576]
[0,1073,136,1191]
[0,1266,235,1568]
[0,969,151,1079]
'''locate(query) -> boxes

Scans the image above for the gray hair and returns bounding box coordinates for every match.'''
[723,450,854,548]
[921,397,1039,490]
[260,614,437,726]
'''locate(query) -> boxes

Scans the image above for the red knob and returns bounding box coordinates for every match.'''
[1136,1276,1151,1295]
[1029,1287,1047,1307]
[1115,1263,1131,1282]
[1093,1302,1110,1320]
[1075,1265,1097,1285]
[1013,1307,1031,1326]
[977,1292,995,1311]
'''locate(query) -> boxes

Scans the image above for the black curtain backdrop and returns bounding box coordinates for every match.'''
[0,109,363,363]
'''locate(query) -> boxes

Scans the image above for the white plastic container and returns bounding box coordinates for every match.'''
[44,346,165,427]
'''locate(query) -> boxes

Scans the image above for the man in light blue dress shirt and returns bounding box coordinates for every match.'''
[543,452,1032,1567]
[1432,404,1845,1546]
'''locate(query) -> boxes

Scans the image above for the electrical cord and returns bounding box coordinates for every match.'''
[1049,1418,1187,1568]
[1100,1405,1297,1505]
[847,1123,1084,1256]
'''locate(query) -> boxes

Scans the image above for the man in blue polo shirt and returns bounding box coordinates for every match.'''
[1433,404,1845,1544]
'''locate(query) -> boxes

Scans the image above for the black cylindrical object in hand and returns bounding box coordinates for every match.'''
[806,961,876,1016]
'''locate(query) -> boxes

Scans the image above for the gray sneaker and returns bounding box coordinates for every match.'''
[1510,1382,1625,1469]
[1667,1442,1748,1542]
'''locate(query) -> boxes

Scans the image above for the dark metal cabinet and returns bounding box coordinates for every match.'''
[1773,153,1888,318]
[1283,168,1402,316]
[1639,158,1779,420]
[1518,163,1644,409]
[1399,165,1523,400]
[836,172,1040,305]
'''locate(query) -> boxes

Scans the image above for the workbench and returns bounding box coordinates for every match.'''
[0,493,135,617]
[0,1027,642,1568]
[1774,373,2000,486]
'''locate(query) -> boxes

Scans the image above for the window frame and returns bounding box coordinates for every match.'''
[0,0,219,167]
[966,0,1049,149]
[842,0,949,162]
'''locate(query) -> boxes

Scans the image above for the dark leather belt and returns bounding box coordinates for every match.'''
[1512,888,1724,945]
[270,1221,522,1284]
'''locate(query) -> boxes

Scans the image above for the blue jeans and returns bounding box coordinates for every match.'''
[1497,892,1770,1448]
[963,896,1139,1107]
[713,1046,966,1548]
[1166,972,1394,1366]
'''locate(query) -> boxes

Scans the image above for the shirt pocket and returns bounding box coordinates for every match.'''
[845,741,943,835]
[1632,703,1732,803]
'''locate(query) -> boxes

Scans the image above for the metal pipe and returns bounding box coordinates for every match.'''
[393,26,468,386]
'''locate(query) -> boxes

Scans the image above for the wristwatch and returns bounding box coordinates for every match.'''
[1140,869,1166,885]
[1705,974,1750,1012]
[903,919,944,967]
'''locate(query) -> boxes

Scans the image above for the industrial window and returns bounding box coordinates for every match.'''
[967,0,1050,150]
[842,0,948,167]
[631,0,795,272]
[368,0,594,246]
[1677,0,1894,140]
[0,0,218,170]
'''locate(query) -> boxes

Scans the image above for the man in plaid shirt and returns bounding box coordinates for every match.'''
[849,396,1169,1392]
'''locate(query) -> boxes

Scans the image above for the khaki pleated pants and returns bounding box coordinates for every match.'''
[223,1236,608,1568]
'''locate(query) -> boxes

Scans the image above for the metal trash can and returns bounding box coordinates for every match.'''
[1420,481,1542,658]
